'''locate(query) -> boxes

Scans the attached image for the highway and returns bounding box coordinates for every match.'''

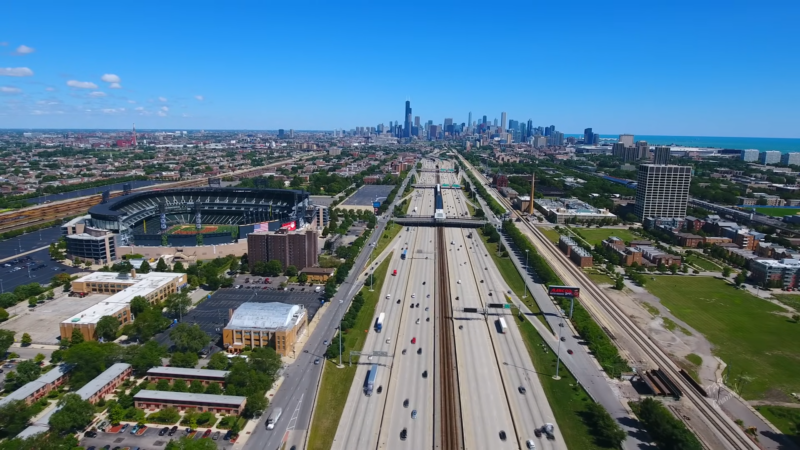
[458,154,759,450]
[243,168,415,450]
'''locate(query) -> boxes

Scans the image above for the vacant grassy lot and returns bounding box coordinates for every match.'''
[683,253,722,271]
[754,405,800,446]
[572,227,640,246]
[539,227,561,243]
[646,276,800,400]
[584,268,613,286]
[370,222,401,264]
[516,315,617,450]
[753,207,800,217]
[307,254,391,450]
[772,294,800,312]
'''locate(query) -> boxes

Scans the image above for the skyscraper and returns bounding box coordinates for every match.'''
[583,128,593,144]
[482,115,487,125]
[468,112,472,131]
[527,119,533,139]
[403,100,412,138]
[619,134,634,147]
[741,149,759,162]
[634,164,692,222]
[653,146,671,165]
[500,112,507,133]
[636,141,649,160]
[759,151,781,165]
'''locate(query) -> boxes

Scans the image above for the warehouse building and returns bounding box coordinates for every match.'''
[223,302,307,356]
[61,271,187,342]
[134,391,246,415]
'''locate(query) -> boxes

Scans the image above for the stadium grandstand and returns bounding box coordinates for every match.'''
[85,187,312,247]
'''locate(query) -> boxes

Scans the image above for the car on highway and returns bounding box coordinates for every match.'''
[518,386,526,394]
[400,428,407,441]
[411,337,416,344]
[411,293,415,298]
[415,303,419,307]
[323,340,328,345]
[403,399,409,408]
[534,429,542,438]
[499,431,507,441]
[314,358,320,365]
[402,349,407,355]
[411,410,417,419]
[560,336,566,341]
[422,370,428,378]
[416,318,420,324]
[567,349,573,355]
[410,303,414,309]
[526,440,536,448]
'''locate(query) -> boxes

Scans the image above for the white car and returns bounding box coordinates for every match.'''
[411,293,416,298]
[526,439,535,449]
[457,280,461,284]
[386,294,391,299]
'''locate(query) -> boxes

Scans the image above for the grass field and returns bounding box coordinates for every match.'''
[772,294,800,312]
[307,254,391,450]
[754,405,800,446]
[370,222,401,264]
[684,253,723,272]
[753,207,800,217]
[165,224,238,235]
[645,276,800,400]
[515,314,618,450]
[539,227,561,244]
[584,268,614,286]
[572,227,640,246]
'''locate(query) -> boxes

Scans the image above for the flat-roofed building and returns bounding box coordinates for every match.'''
[134,391,246,415]
[146,366,229,387]
[247,229,319,272]
[0,364,72,407]
[223,302,307,356]
[298,267,335,283]
[62,271,187,341]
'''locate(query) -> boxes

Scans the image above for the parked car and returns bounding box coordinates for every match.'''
[119,424,129,433]
[159,427,169,436]
[212,431,221,440]
[84,431,97,438]
[168,426,178,436]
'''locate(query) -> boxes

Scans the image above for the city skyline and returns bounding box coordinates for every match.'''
[0,1,798,137]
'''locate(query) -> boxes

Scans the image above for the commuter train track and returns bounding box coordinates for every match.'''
[435,173,463,450]
[463,158,758,450]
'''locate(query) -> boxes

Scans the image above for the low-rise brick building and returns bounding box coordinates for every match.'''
[146,367,229,387]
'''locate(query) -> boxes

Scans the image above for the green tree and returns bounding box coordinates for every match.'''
[0,329,14,355]
[139,260,152,274]
[49,393,94,434]
[734,272,747,285]
[173,261,186,273]
[297,273,308,283]
[157,378,171,391]
[584,402,627,448]
[131,308,170,340]
[189,380,205,393]
[156,257,170,272]
[170,323,211,354]
[669,264,678,275]
[107,401,124,425]
[63,341,122,388]
[229,258,240,273]
[265,259,283,277]
[130,295,150,316]
[206,352,230,370]
[681,265,689,274]
[96,316,120,341]
[0,292,18,308]
[204,382,222,395]
[165,437,218,450]
[34,353,46,364]
[21,332,32,346]
[0,400,36,437]
[285,265,298,277]
[0,307,9,322]
[614,276,624,290]
[172,379,188,392]
[165,292,192,318]
[126,340,167,374]
[170,351,199,368]
[722,266,732,277]
[70,328,85,346]
[243,391,268,418]
[14,360,42,385]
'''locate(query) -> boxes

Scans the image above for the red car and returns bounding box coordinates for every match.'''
[567,349,573,355]
[202,429,212,439]
[411,337,416,344]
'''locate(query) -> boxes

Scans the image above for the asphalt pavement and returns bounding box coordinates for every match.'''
[0,248,80,294]
[342,185,395,207]
[241,169,416,450]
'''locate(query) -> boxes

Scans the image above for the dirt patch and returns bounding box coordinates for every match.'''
[760,388,796,404]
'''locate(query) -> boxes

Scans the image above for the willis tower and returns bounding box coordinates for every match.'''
[404,100,412,138]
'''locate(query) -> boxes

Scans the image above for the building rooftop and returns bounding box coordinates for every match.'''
[133,390,246,406]
[0,364,72,407]
[226,302,305,330]
[74,363,131,399]
[147,366,229,379]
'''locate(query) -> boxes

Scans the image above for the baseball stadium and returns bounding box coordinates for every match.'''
[86,187,311,247]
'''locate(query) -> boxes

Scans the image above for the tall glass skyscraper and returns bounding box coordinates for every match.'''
[404,101,412,138]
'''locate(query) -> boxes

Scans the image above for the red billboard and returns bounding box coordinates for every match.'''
[281,221,296,231]
[548,286,580,298]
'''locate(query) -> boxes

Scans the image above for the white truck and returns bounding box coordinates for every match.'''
[498,317,508,334]
[266,407,282,430]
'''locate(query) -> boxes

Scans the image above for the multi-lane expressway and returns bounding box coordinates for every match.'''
[335,158,564,450]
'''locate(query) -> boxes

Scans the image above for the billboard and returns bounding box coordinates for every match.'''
[548,286,580,298]
[281,221,296,231]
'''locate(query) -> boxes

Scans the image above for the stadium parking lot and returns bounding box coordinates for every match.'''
[341,185,395,206]
[0,293,105,344]
[80,426,231,450]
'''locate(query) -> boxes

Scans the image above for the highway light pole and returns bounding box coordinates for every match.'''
[553,316,565,380]
[523,250,529,299]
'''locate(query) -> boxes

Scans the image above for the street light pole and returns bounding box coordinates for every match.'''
[523,250,529,299]
[338,313,343,367]
[554,316,564,380]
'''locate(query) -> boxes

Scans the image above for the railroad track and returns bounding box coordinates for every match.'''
[435,175,463,450]
[461,158,759,450]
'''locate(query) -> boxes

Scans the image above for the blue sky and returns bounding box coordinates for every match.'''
[1,1,798,136]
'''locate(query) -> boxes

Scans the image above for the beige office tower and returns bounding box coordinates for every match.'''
[619,134,634,147]
[636,141,649,159]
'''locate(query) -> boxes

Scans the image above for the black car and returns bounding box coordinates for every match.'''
[223,430,233,441]
[417,348,422,355]
[400,428,407,441]
[534,429,542,438]
[499,431,507,441]
[159,427,169,436]
[84,431,97,438]
[403,399,409,408]
[168,426,178,436]
[422,370,428,378]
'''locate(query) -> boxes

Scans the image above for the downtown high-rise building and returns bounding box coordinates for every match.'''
[403,101,412,138]
[653,146,671,165]
[527,119,533,138]
[619,134,634,147]
[781,152,800,166]
[636,141,649,160]
[759,151,781,165]
[500,112,507,133]
[584,128,593,144]
[634,164,692,222]
[467,112,472,133]
[741,149,759,162]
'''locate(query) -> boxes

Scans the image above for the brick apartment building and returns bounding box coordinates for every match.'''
[247,229,319,271]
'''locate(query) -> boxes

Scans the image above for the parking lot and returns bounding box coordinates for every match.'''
[81,426,234,450]
[0,293,105,344]
[341,185,395,206]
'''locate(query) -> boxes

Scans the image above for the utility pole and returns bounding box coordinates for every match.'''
[523,249,529,299]
[553,316,565,380]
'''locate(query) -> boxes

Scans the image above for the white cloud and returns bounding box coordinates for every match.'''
[0,42,8,46]
[14,45,35,55]
[195,95,204,101]
[101,74,121,83]
[102,108,117,114]
[135,107,144,111]
[45,87,56,91]
[0,67,34,77]
[158,96,167,102]
[89,91,106,97]
[128,100,137,104]
[182,113,190,118]
[67,80,98,89]
[157,110,167,117]
[160,106,169,112]
[109,83,122,89]
[0,86,21,93]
